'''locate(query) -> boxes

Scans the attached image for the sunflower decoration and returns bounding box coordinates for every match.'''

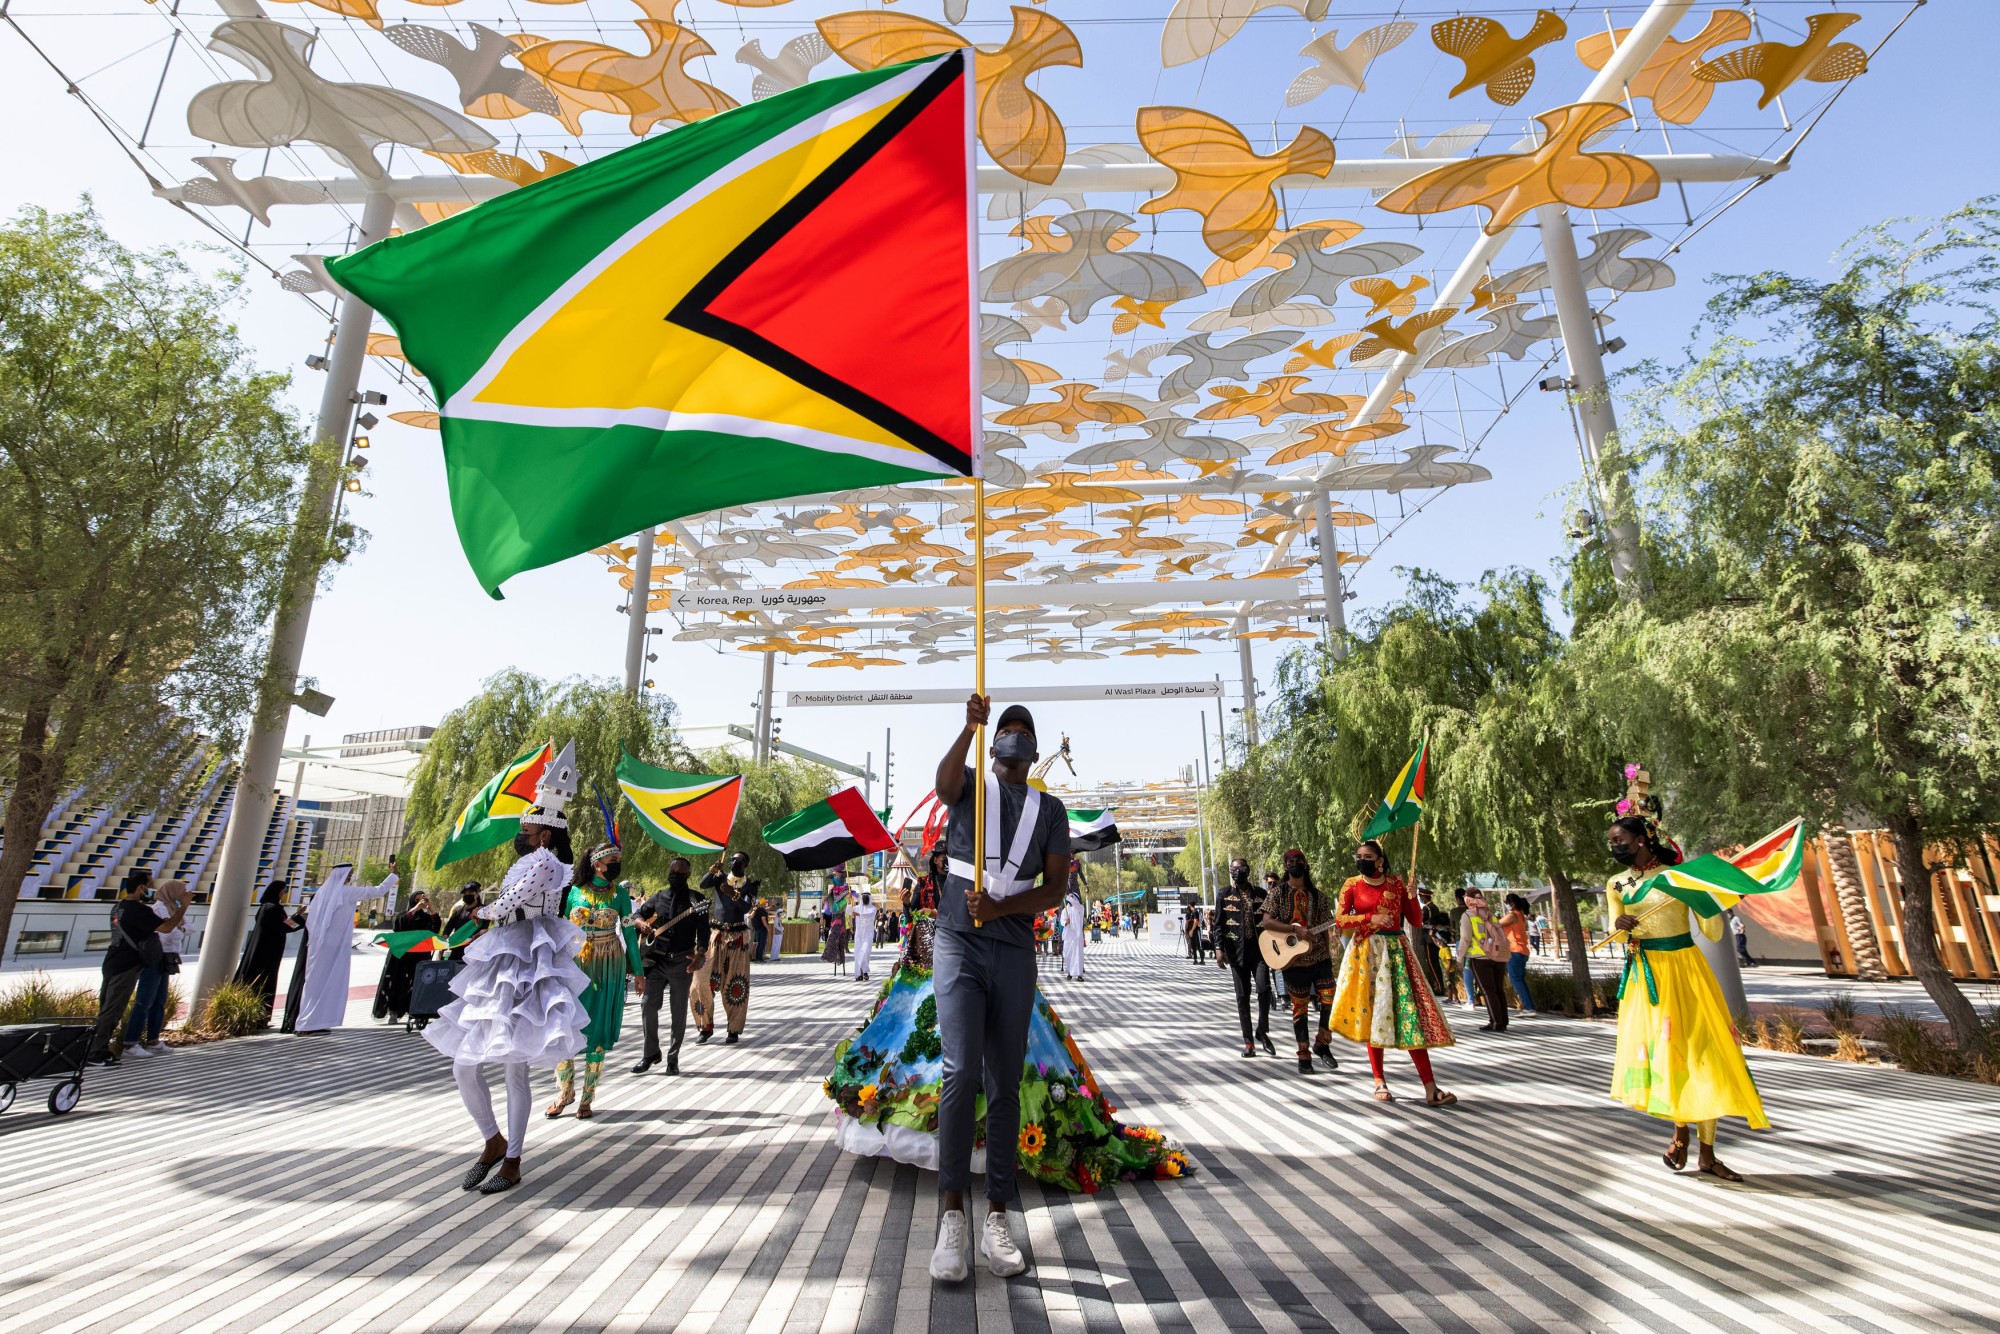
[725,976,749,1008]
[1019,1123,1047,1157]
[859,1083,880,1108]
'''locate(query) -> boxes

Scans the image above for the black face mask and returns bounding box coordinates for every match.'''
[993,730,1038,763]
[597,863,621,883]
[1355,857,1379,876]
[1231,866,1250,885]
[668,871,689,889]
[513,832,536,858]
[1609,844,1639,866]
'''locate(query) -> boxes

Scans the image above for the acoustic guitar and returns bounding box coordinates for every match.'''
[637,899,710,943]
[1259,917,1342,971]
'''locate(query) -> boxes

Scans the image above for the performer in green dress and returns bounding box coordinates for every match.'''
[548,843,639,1120]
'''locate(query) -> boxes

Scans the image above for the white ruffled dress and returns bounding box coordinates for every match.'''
[425,846,589,1067]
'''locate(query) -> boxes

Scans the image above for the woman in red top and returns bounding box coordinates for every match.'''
[1328,840,1458,1106]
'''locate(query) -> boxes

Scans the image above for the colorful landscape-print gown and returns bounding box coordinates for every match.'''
[555,879,638,1101]
[825,916,1191,1194]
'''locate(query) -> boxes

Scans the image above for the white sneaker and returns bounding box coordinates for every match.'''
[147,1043,172,1054]
[122,1043,152,1058]
[929,1210,971,1282]
[980,1210,1027,1277]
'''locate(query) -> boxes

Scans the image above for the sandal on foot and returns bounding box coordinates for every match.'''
[577,1102,594,1120]
[1697,1154,1742,1182]
[1371,1081,1394,1103]
[545,1095,572,1119]
[1423,1087,1457,1108]
[1663,1134,1690,1172]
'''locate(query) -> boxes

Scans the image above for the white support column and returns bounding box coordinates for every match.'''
[1536,206,1651,597]
[1315,498,1349,660]
[187,188,395,1016]
[755,651,775,764]
[622,527,655,696]
[1237,636,1259,747]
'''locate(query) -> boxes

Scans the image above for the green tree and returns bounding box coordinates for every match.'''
[1577,203,2000,1050]
[0,205,308,949]
[404,670,834,899]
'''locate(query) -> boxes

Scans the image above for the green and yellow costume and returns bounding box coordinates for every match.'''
[555,878,639,1103]
[1607,872,1768,1136]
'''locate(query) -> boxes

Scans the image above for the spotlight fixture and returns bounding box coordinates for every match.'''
[1600,336,1627,355]
[356,412,379,430]
[352,435,370,449]
[342,477,362,492]
[347,454,367,471]
[353,389,388,406]
[1537,375,1573,392]
[304,354,329,371]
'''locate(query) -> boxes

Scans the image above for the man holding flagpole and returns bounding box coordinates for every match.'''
[929,695,1071,1282]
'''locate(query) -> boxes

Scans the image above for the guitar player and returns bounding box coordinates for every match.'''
[1259,849,1340,1075]
[631,856,710,1076]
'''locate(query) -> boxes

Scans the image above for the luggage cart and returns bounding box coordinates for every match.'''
[0,1021,90,1116]
[406,958,464,1032]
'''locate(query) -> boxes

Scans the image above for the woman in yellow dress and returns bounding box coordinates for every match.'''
[1606,815,1767,1181]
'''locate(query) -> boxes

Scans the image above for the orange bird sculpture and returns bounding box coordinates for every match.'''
[1692,11,1868,110]
[1431,9,1567,105]
[516,21,736,135]
[1138,107,1336,261]
[1576,9,1752,125]
[1376,102,1660,235]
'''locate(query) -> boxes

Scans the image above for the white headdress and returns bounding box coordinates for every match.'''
[520,739,578,829]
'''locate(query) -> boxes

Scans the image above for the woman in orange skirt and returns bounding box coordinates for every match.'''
[1328,840,1457,1107]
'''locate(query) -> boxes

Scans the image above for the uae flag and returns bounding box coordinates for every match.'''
[434,741,552,868]
[1067,808,1119,852]
[763,787,897,871]
[616,749,744,855]
[326,53,978,596]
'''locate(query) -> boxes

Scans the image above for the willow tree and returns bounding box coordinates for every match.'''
[0,206,306,949]
[1578,203,2000,1051]
[404,670,834,899]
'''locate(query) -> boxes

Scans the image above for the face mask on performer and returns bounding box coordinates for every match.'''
[1608,843,1638,865]
[668,859,690,889]
[1231,860,1250,886]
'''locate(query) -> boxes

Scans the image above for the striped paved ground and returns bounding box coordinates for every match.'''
[2,941,1995,1333]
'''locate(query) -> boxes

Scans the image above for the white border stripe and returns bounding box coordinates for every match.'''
[443,59,943,433]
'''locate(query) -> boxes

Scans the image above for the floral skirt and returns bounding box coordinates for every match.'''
[1328,932,1456,1051]
[825,956,1190,1193]
[1611,941,1769,1128]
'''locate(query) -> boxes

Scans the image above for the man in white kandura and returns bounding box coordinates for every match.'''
[1061,884,1087,982]
[852,892,878,983]
[292,865,393,1033]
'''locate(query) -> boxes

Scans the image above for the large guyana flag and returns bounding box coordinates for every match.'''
[1637,818,1807,918]
[762,787,896,871]
[326,53,979,595]
[1067,809,1119,852]
[435,741,553,868]
[616,749,744,855]
[1362,739,1429,840]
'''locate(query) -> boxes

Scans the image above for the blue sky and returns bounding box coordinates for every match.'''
[0,1,1983,822]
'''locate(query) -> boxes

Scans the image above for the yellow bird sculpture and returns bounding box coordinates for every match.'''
[428,147,577,187]
[1431,8,1567,105]
[1202,219,1363,286]
[992,384,1149,440]
[1196,375,1354,426]
[516,21,737,136]
[819,6,1081,185]
[1691,11,1868,110]
[1111,297,1172,333]
[1376,102,1659,235]
[1282,333,1366,372]
[1138,108,1336,261]
[1576,9,1752,125]
[1350,274,1431,318]
[1350,310,1459,362]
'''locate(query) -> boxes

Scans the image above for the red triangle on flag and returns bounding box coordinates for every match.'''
[677,53,975,474]
[663,776,745,848]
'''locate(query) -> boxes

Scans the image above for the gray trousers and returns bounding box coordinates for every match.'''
[640,955,694,1062]
[90,967,142,1059]
[934,927,1035,1204]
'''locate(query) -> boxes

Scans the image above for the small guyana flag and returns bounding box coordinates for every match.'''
[435,741,552,868]
[326,53,979,596]
[373,919,481,959]
[1362,738,1428,840]
[1640,818,1808,917]
[763,786,896,871]
[616,750,744,855]
[1067,809,1119,852]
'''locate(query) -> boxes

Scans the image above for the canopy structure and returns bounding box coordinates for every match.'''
[17,0,1906,666]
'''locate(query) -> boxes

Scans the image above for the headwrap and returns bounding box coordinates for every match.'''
[587,842,619,865]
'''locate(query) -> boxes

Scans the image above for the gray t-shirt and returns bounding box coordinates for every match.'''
[939,766,1069,949]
